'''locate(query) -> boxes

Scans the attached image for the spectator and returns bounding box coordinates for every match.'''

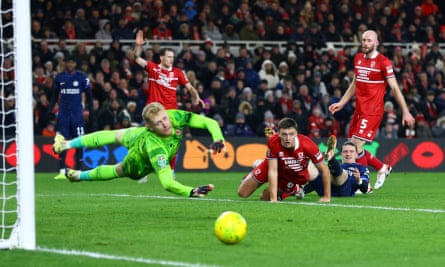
[59,19,76,39]
[95,19,112,40]
[222,24,239,41]
[420,90,439,128]
[436,88,445,114]
[287,99,309,135]
[181,1,197,21]
[255,110,278,137]
[152,19,173,40]
[202,19,223,41]
[112,16,135,40]
[226,112,255,137]
[258,59,279,90]
[239,20,260,41]
[73,8,93,39]
[431,116,445,137]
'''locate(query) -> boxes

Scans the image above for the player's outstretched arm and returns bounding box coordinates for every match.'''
[157,167,214,197]
[187,113,225,145]
[134,30,147,68]
[185,83,206,107]
[329,76,356,115]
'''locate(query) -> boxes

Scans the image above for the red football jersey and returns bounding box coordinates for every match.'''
[145,61,189,109]
[354,52,395,116]
[265,133,324,186]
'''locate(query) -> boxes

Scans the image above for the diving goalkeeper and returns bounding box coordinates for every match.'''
[52,102,225,198]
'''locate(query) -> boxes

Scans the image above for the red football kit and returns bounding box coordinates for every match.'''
[144,61,189,109]
[252,134,324,194]
[349,52,395,142]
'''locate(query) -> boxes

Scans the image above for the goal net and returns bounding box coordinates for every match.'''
[0,0,35,249]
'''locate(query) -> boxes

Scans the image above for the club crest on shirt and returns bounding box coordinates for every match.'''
[370,61,376,68]
[287,182,295,190]
[73,80,79,87]
[157,155,167,168]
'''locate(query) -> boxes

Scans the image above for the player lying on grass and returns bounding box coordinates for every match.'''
[52,102,225,198]
[237,117,331,203]
[303,136,370,197]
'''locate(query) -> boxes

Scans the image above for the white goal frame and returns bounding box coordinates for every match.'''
[0,0,35,249]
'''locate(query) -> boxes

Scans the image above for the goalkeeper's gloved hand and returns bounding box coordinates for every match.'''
[190,184,215,198]
[209,140,224,154]
[264,126,276,138]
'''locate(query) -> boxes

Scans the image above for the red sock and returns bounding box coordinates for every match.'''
[364,150,384,171]
[356,150,368,166]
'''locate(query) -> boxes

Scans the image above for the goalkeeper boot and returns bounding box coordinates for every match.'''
[53,169,67,180]
[65,168,81,182]
[325,135,337,160]
[374,164,392,190]
[53,134,66,154]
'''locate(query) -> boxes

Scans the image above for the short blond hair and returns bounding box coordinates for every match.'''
[142,102,165,123]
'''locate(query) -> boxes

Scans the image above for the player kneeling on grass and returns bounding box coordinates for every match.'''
[237,117,331,203]
[52,102,225,198]
[304,136,370,197]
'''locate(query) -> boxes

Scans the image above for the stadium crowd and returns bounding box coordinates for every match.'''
[8,0,445,138]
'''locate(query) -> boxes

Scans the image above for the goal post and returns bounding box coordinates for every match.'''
[0,0,35,250]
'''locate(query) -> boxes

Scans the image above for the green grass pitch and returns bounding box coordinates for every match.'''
[2,171,445,267]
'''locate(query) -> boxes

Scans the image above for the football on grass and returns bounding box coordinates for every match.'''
[214,211,247,244]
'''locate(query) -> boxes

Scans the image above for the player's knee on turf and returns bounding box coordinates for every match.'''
[238,173,257,198]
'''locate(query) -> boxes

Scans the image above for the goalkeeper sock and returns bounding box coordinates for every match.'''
[71,130,120,148]
[80,165,120,181]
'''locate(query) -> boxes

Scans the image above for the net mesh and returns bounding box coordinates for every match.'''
[0,0,18,246]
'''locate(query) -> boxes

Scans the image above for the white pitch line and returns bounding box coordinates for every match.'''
[38,193,445,214]
[36,247,222,267]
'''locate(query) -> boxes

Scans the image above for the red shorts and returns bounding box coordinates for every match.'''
[251,159,309,194]
[348,112,383,142]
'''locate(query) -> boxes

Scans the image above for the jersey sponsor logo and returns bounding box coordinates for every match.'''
[281,156,305,172]
[152,67,179,90]
[157,155,167,168]
[60,88,80,94]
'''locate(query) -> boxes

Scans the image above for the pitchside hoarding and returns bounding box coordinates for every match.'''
[4,137,445,172]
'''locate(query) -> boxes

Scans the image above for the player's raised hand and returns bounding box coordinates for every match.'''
[135,30,145,46]
[209,140,224,154]
[190,184,214,197]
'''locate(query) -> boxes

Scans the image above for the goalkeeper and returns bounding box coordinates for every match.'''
[52,102,225,198]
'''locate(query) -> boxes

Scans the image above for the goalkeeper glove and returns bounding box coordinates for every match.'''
[190,184,215,197]
[209,140,224,154]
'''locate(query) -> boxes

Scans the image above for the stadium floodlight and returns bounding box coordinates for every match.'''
[0,0,35,250]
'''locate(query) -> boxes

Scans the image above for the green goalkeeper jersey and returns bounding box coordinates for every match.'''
[120,109,224,196]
